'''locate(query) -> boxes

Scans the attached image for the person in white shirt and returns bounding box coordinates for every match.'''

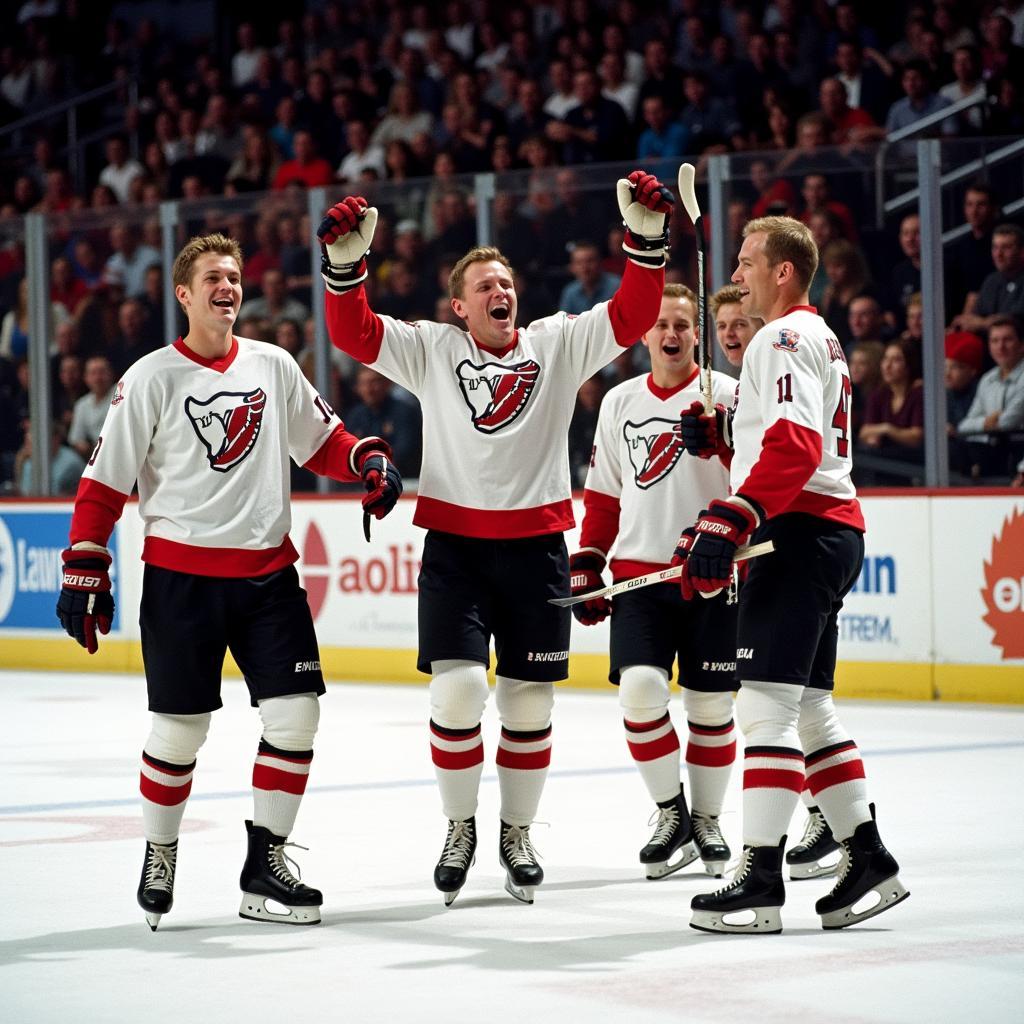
[97,136,144,204]
[57,233,402,932]
[67,355,115,460]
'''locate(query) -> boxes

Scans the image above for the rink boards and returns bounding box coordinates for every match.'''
[0,492,1021,703]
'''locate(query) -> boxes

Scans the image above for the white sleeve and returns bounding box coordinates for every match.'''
[367,316,432,395]
[81,370,156,496]
[583,392,622,499]
[283,356,343,466]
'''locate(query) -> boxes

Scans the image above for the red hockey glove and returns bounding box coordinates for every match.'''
[616,169,674,268]
[680,400,733,460]
[317,196,378,294]
[56,545,114,654]
[670,526,698,601]
[360,450,403,532]
[568,552,611,626]
[682,497,761,599]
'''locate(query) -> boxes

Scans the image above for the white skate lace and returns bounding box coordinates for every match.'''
[831,841,854,888]
[797,809,828,849]
[717,847,755,893]
[439,820,475,869]
[501,825,542,868]
[692,813,724,847]
[647,805,680,848]
[268,841,308,889]
[144,843,176,892]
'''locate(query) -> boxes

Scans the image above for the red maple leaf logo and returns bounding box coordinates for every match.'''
[980,507,1024,660]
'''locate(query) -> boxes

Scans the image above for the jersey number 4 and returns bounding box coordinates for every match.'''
[831,375,852,457]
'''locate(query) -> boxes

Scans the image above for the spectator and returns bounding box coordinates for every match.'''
[954,224,1024,334]
[98,136,144,204]
[271,130,333,190]
[16,423,86,497]
[987,74,1024,137]
[238,268,310,329]
[599,50,639,121]
[543,58,578,120]
[679,70,741,152]
[103,223,160,299]
[1,277,68,361]
[637,38,682,115]
[558,241,619,315]
[272,318,303,359]
[336,120,385,182]
[109,297,160,376]
[344,366,423,476]
[947,184,1000,318]
[820,239,872,353]
[980,12,1024,82]
[231,22,266,89]
[225,127,279,193]
[817,76,879,144]
[67,354,115,460]
[939,45,987,134]
[50,256,90,319]
[371,81,434,148]
[834,38,894,124]
[508,78,553,156]
[269,96,298,161]
[635,94,689,160]
[568,375,605,487]
[885,60,956,138]
[548,67,630,165]
[53,352,85,431]
[849,339,885,439]
[859,339,925,463]
[900,292,924,348]
[799,172,858,242]
[945,330,984,475]
[887,213,922,322]
[847,294,891,356]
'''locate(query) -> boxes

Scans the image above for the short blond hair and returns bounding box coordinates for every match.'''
[448,246,513,299]
[172,233,244,291]
[663,283,697,306]
[743,215,819,291]
[710,284,744,317]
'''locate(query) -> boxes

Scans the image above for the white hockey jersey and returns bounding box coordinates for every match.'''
[70,336,371,577]
[326,262,663,539]
[581,368,734,579]
[730,306,864,529]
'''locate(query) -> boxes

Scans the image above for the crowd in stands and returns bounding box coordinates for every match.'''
[2,0,1024,494]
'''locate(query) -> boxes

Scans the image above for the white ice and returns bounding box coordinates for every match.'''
[2,670,1023,1023]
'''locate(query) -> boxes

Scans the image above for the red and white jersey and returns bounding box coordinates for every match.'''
[70,336,374,577]
[581,368,734,580]
[326,261,663,539]
[731,305,864,529]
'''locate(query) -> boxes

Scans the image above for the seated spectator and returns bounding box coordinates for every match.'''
[847,294,891,357]
[945,330,984,475]
[749,158,798,219]
[344,366,422,476]
[820,240,873,353]
[900,292,924,348]
[371,81,434,149]
[377,260,431,321]
[558,242,619,315]
[50,256,90,320]
[599,49,638,121]
[238,268,310,329]
[834,38,894,125]
[16,423,86,497]
[858,339,924,460]
[97,135,144,205]
[548,67,631,165]
[226,127,279,193]
[678,70,741,152]
[940,45,987,134]
[987,74,1024,138]
[271,130,333,190]
[886,213,922,324]
[848,340,885,439]
[799,172,858,242]
[818,76,879,145]
[568,375,605,487]
[542,58,578,120]
[336,120,385,183]
[104,223,160,299]
[53,352,85,431]
[109,297,160,376]
[885,60,956,139]
[0,277,68,361]
[272,318,303,359]
[635,95,689,161]
[954,224,1024,334]
[67,355,115,461]
[946,183,999,319]
[508,79,552,156]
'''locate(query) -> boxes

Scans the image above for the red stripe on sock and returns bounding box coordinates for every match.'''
[624,714,670,734]
[252,763,310,796]
[743,767,805,793]
[430,743,484,770]
[495,746,552,770]
[686,740,736,768]
[627,728,680,763]
[806,759,866,796]
[139,773,192,806]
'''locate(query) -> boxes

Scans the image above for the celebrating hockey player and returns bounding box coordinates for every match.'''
[711,284,762,369]
[318,170,672,905]
[570,284,738,881]
[56,233,402,930]
[675,216,908,933]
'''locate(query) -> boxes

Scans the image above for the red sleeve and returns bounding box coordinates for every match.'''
[69,477,130,546]
[579,487,621,557]
[324,281,385,363]
[302,423,386,483]
[736,419,821,520]
[606,260,665,347]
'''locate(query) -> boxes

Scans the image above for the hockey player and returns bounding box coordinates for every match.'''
[711,284,762,369]
[569,284,738,881]
[675,216,908,933]
[56,233,402,930]
[318,170,673,905]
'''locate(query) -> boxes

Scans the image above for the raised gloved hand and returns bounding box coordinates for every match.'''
[568,551,612,625]
[359,449,402,541]
[679,498,760,599]
[616,169,674,268]
[680,399,734,460]
[56,544,114,654]
[317,196,378,294]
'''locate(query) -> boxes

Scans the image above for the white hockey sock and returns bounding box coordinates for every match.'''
[619,665,679,804]
[683,689,736,817]
[429,661,489,821]
[252,740,312,838]
[140,752,195,846]
[495,677,554,826]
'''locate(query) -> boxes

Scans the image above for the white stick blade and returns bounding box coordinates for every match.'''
[678,163,701,223]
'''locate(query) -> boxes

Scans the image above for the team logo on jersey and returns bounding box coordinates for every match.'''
[455,358,540,433]
[110,380,125,406]
[623,417,684,489]
[773,328,800,352]
[185,387,266,472]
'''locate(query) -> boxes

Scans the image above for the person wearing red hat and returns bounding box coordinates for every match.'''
[945,330,984,476]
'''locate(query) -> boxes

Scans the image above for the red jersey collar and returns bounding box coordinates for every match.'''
[782,305,817,316]
[646,365,700,401]
[471,328,519,359]
[174,336,238,373]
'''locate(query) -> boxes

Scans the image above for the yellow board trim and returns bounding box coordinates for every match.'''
[1,639,1020,704]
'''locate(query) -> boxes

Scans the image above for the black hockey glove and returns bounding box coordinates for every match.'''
[56,545,114,654]
[317,196,378,294]
[568,551,611,625]
[360,452,403,540]
[680,399,733,460]
[681,498,760,600]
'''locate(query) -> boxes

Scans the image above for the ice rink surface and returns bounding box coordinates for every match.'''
[2,669,1023,1023]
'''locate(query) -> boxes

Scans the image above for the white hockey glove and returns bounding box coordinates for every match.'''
[317,196,379,294]
[616,169,674,268]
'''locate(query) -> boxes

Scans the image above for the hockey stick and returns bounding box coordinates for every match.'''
[677,163,713,415]
[548,540,775,607]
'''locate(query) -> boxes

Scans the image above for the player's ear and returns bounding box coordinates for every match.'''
[174,283,190,310]
[450,295,464,320]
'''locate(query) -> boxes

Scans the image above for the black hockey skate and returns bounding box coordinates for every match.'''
[137,839,177,931]
[640,791,699,879]
[786,805,841,880]
[499,821,543,904]
[238,820,322,925]
[691,811,731,878]
[816,818,909,929]
[434,817,477,907]
[690,838,786,934]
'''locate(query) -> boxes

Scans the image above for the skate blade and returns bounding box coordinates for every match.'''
[690,905,783,934]
[144,912,163,931]
[504,877,537,904]
[702,858,728,879]
[239,893,322,926]
[820,875,910,930]
[442,888,463,907]
[788,852,841,880]
[644,840,700,880]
